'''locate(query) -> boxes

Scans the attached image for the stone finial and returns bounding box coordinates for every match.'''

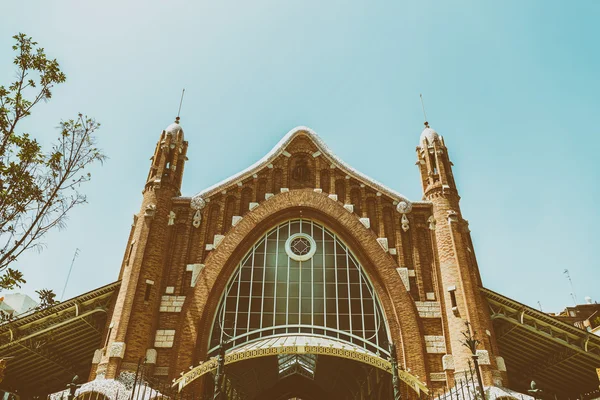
[168,211,176,225]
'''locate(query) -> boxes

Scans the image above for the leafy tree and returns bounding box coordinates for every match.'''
[0,33,105,291]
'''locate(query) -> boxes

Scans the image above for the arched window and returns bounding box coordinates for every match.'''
[210,219,388,357]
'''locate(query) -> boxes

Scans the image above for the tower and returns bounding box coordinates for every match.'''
[91,118,188,380]
[416,122,505,386]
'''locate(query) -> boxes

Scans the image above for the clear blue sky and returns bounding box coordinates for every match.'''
[1,1,598,312]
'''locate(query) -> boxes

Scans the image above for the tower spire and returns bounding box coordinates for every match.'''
[420,93,429,127]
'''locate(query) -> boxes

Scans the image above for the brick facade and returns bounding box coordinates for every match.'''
[90,123,504,395]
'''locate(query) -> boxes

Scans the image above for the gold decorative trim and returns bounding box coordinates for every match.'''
[174,344,428,394]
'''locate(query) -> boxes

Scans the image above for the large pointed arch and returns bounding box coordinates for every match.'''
[171,189,427,384]
[209,219,390,356]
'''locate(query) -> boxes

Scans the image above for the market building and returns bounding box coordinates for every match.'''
[1,120,599,399]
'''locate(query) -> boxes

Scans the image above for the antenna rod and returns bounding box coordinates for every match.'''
[420,93,428,124]
[61,248,80,301]
[177,88,186,119]
[563,269,578,305]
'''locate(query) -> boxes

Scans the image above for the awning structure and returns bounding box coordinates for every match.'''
[175,335,428,394]
[0,281,120,396]
[482,287,600,396]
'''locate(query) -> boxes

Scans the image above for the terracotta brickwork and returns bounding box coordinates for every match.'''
[91,124,504,393]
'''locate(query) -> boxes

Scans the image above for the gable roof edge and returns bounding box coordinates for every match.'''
[191,126,413,206]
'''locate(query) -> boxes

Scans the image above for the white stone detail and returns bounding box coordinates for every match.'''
[401,214,410,232]
[496,356,507,372]
[186,264,204,287]
[168,211,176,225]
[376,238,388,252]
[165,286,174,294]
[424,335,446,354]
[408,270,416,277]
[108,342,126,358]
[145,279,154,285]
[213,234,225,248]
[430,372,446,382]
[145,349,157,364]
[476,349,491,365]
[428,215,436,230]
[280,188,289,193]
[267,163,273,169]
[192,210,201,228]
[232,216,243,226]
[282,150,292,157]
[312,151,321,157]
[160,295,186,312]
[205,244,214,251]
[396,268,409,291]
[359,218,370,229]
[442,354,455,370]
[144,204,156,218]
[343,204,354,213]
[265,193,274,199]
[249,202,259,211]
[415,301,442,318]
[388,248,397,255]
[313,188,323,193]
[328,194,338,201]
[154,330,175,348]
[396,200,413,214]
[190,196,206,210]
[92,349,103,364]
[426,292,436,300]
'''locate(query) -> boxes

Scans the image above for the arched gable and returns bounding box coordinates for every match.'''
[171,189,427,381]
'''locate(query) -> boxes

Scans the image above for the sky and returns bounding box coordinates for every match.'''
[1,0,598,313]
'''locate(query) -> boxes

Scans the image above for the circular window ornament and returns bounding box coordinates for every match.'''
[285,233,317,261]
